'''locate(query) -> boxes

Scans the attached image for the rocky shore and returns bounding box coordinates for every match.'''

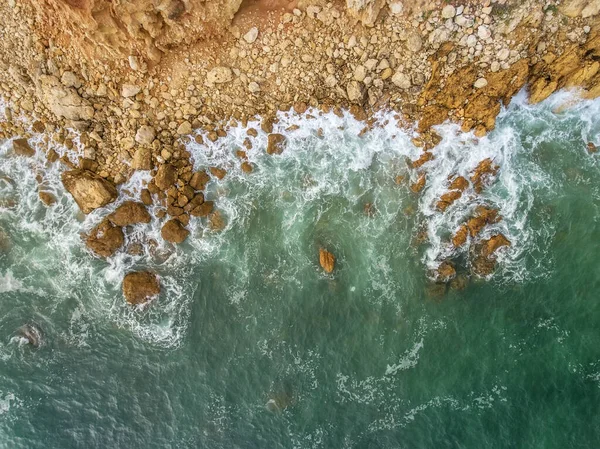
[1,0,600,301]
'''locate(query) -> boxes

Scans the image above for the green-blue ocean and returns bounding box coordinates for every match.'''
[1,90,600,448]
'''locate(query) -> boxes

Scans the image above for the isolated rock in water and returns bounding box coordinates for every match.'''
[61,169,118,214]
[122,271,160,305]
[433,260,456,282]
[108,201,151,226]
[470,234,511,276]
[587,142,598,154]
[161,218,189,243]
[449,176,469,191]
[154,163,178,190]
[267,133,286,155]
[38,75,94,121]
[38,191,56,206]
[85,219,124,257]
[452,224,469,247]
[12,138,35,157]
[410,174,426,193]
[470,158,499,193]
[436,190,462,212]
[16,323,43,347]
[319,248,335,273]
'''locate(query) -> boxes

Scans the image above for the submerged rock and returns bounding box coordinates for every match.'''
[470,158,499,193]
[470,234,511,276]
[189,171,210,190]
[432,260,456,282]
[61,169,118,214]
[108,201,151,226]
[122,271,160,305]
[15,323,43,347]
[38,191,56,206]
[161,218,189,243]
[85,219,124,257]
[319,248,336,273]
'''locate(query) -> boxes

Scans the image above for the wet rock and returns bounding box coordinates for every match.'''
[587,142,598,154]
[85,219,124,257]
[449,274,469,291]
[122,271,160,305]
[108,201,151,226]
[189,170,210,190]
[410,174,426,193]
[410,152,433,169]
[261,115,275,133]
[140,189,152,206]
[432,261,456,282]
[241,161,253,173]
[161,218,189,243]
[16,323,43,347]
[319,248,335,273]
[425,282,447,298]
[208,210,226,231]
[436,190,462,212]
[210,167,227,179]
[470,158,499,193]
[38,191,56,206]
[62,169,118,214]
[470,234,511,276]
[452,224,469,247]
[449,176,469,191]
[12,138,35,157]
[190,200,214,217]
[481,234,511,258]
[267,133,286,155]
[466,207,501,238]
[154,164,178,190]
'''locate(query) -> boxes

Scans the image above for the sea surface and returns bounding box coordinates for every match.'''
[0,90,599,448]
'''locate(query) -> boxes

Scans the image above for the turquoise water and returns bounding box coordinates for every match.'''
[1,91,600,448]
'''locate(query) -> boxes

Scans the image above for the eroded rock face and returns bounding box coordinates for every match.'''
[161,218,189,243]
[61,169,118,214]
[85,219,124,257]
[37,75,94,121]
[108,201,151,226]
[122,271,160,305]
[319,248,336,273]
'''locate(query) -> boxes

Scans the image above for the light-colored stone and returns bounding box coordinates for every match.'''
[177,121,192,135]
[207,66,233,84]
[477,25,491,40]
[243,27,259,43]
[61,169,118,214]
[441,4,456,19]
[135,125,155,145]
[346,80,364,102]
[391,71,411,89]
[122,84,141,97]
[474,78,488,89]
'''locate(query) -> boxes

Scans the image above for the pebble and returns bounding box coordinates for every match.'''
[243,27,259,44]
[474,78,488,89]
[441,5,456,19]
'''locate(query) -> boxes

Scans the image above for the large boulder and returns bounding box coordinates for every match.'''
[319,248,335,273]
[108,201,151,226]
[12,138,35,157]
[161,218,189,243]
[85,219,124,257]
[62,169,118,214]
[122,271,160,305]
[154,164,178,190]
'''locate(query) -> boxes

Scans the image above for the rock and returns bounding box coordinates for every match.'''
[449,274,469,291]
[346,0,386,26]
[267,133,286,155]
[441,4,456,18]
[410,174,426,193]
[207,66,233,84]
[474,78,488,89]
[391,71,411,89]
[470,158,499,193]
[241,161,253,173]
[161,218,189,243]
[470,234,511,276]
[407,34,423,53]
[436,190,462,211]
[452,225,469,247]
[177,121,193,135]
[208,210,226,231]
[122,271,160,305]
[38,191,56,206]
[61,71,80,88]
[433,260,456,282]
[140,189,152,205]
[135,125,155,145]
[243,27,259,43]
[16,323,43,348]
[132,147,153,170]
[38,75,94,121]
[12,138,35,157]
[121,84,141,97]
[248,81,261,93]
[85,219,124,257]
[154,164,178,190]
[346,80,365,103]
[210,167,227,179]
[61,169,118,214]
[449,176,469,191]
[190,200,214,217]
[108,201,151,226]
[319,248,335,273]
[189,171,210,190]
[482,234,511,258]
[477,25,491,40]
[587,142,598,154]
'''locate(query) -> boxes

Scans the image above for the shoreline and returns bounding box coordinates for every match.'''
[1,0,600,300]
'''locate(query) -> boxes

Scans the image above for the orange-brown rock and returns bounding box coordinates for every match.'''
[410,174,426,193]
[466,207,501,237]
[154,164,178,190]
[432,260,456,282]
[140,189,152,206]
[210,167,227,179]
[85,219,124,257]
[470,159,499,193]
[319,248,335,274]
[241,161,253,173]
[38,191,56,206]
[209,211,226,231]
[190,200,214,217]
[588,142,598,154]
[481,234,511,258]
[410,151,434,169]
[108,201,151,226]
[61,169,118,214]
[161,218,189,244]
[470,234,511,276]
[449,176,469,191]
[452,225,469,247]
[122,271,160,305]
[189,171,210,190]
[436,190,462,212]
[12,138,35,157]
[267,133,286,155]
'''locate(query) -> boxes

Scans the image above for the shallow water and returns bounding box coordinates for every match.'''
[1,91,600,448]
